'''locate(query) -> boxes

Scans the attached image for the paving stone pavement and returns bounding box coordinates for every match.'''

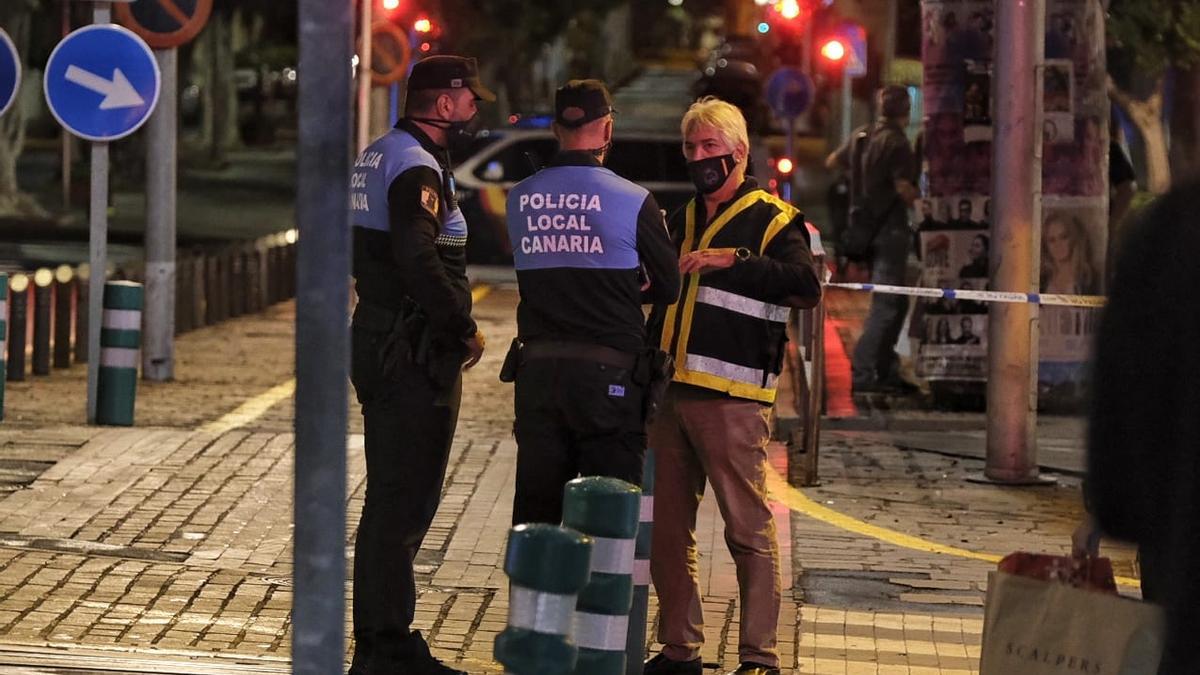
[0,288,1139,674]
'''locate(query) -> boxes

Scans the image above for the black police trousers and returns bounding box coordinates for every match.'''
[512,355,647,526]
[349,325,461,674]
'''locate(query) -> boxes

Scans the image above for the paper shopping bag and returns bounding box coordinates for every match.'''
[980,571,1165,675]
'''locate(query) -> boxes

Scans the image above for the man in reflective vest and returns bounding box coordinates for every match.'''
[504,79,680,525]
[644,97,822,675]
[347,55,491,675]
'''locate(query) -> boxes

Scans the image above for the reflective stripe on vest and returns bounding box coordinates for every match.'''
[349,128,468,246]
[695,286,790,323]
[659,189,799,404]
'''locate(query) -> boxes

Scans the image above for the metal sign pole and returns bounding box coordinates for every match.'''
[356,0,372,152]
[783,115,795,203]
[86,1,112,424]
[143,48,177,381]
[61,0,71,208]
[984,0,1045,483]
[840,69,852,142]
[294,0,351,671]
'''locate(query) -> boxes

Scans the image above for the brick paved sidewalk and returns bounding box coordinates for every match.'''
[0,288,1139,674]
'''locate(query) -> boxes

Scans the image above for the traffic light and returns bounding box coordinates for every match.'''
[381,0,400,10]
[819,38,846,63]
[413,17,432,33]
[776,157,794,175]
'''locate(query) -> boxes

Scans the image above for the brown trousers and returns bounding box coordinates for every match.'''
[649,385,781,667]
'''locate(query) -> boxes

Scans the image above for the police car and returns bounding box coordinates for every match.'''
[454,123,694,264]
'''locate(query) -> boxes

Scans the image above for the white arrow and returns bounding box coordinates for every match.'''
[64,64,144,110]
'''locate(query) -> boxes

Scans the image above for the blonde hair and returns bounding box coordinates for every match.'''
[680,96,749,156]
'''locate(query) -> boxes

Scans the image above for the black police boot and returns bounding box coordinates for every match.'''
[644,652,703,675]
[398,632,468,675]
[724,662,780,675]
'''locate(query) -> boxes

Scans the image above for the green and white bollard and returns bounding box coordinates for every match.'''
[0,272,7,420]
[495,523,594,675]
[563,476,641,675]
[625,450,655,674]
[96,281,143,426]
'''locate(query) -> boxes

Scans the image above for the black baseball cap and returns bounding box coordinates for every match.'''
[408,55,496,102]
[555,79,616,128]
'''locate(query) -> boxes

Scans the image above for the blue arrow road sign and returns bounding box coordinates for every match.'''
[44,24,160,142]
[765,67,814,120]
[0,28,20,118]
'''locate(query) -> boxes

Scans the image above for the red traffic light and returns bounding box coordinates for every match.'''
[820,39,847,62]
[381,0,400,11]
[413,17,432,33]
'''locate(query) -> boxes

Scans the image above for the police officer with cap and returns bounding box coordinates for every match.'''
[347,55,493,675]
[503,79,681,525]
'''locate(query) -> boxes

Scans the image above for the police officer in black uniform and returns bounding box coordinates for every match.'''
[503,80,681,525]
[347,55,492,675]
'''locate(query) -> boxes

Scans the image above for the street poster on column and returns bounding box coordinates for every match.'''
[918,0,1107,405]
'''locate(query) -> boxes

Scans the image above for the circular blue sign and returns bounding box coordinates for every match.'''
[0,28,20,118]
[765,67,814,120]
[44,24,160,142]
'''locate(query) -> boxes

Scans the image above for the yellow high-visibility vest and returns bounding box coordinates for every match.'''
[659,189,802,404]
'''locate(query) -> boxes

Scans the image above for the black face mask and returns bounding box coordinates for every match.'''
[589,140,612,164]
[686,153,737,194]
[410,113,478,152]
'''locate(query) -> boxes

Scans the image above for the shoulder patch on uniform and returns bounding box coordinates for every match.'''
[420,184,439,216]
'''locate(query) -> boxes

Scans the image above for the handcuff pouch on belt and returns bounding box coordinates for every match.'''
[635,348,675,424]
[498,338,521,383]
[364,299,462,399]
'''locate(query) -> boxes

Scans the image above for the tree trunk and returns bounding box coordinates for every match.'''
[209,9,239,164]
[1109,76,1170,194]
[1169,66,1200,184]
[0,5,42,216]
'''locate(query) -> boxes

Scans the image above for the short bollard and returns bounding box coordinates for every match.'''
[190,256,206,330]
[230,249,245,317]
[7,274,28,381]
[626,450,655,674]
[204,254,220,325]
[96,281,143,426]
[74,265,90,365]
[53,265,74,368]
[0,272,7,419]
[495,523,593,675]
[175,256,192,335]
[563,477,641,675]
[32,268,52,376]
[245,248,262,313]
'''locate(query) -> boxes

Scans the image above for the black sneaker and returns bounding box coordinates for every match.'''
[644,652,703,675]
[725,662,780,675]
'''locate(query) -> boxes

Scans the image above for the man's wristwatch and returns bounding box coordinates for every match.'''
[734,247,752,264]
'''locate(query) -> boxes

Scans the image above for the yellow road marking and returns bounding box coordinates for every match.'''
[198,285,493,435]
[764,463,1141,589]
[471,284,492,304]
[199,380,296,435]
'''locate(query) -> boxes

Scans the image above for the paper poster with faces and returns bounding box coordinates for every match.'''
[1043,59,1075,144]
